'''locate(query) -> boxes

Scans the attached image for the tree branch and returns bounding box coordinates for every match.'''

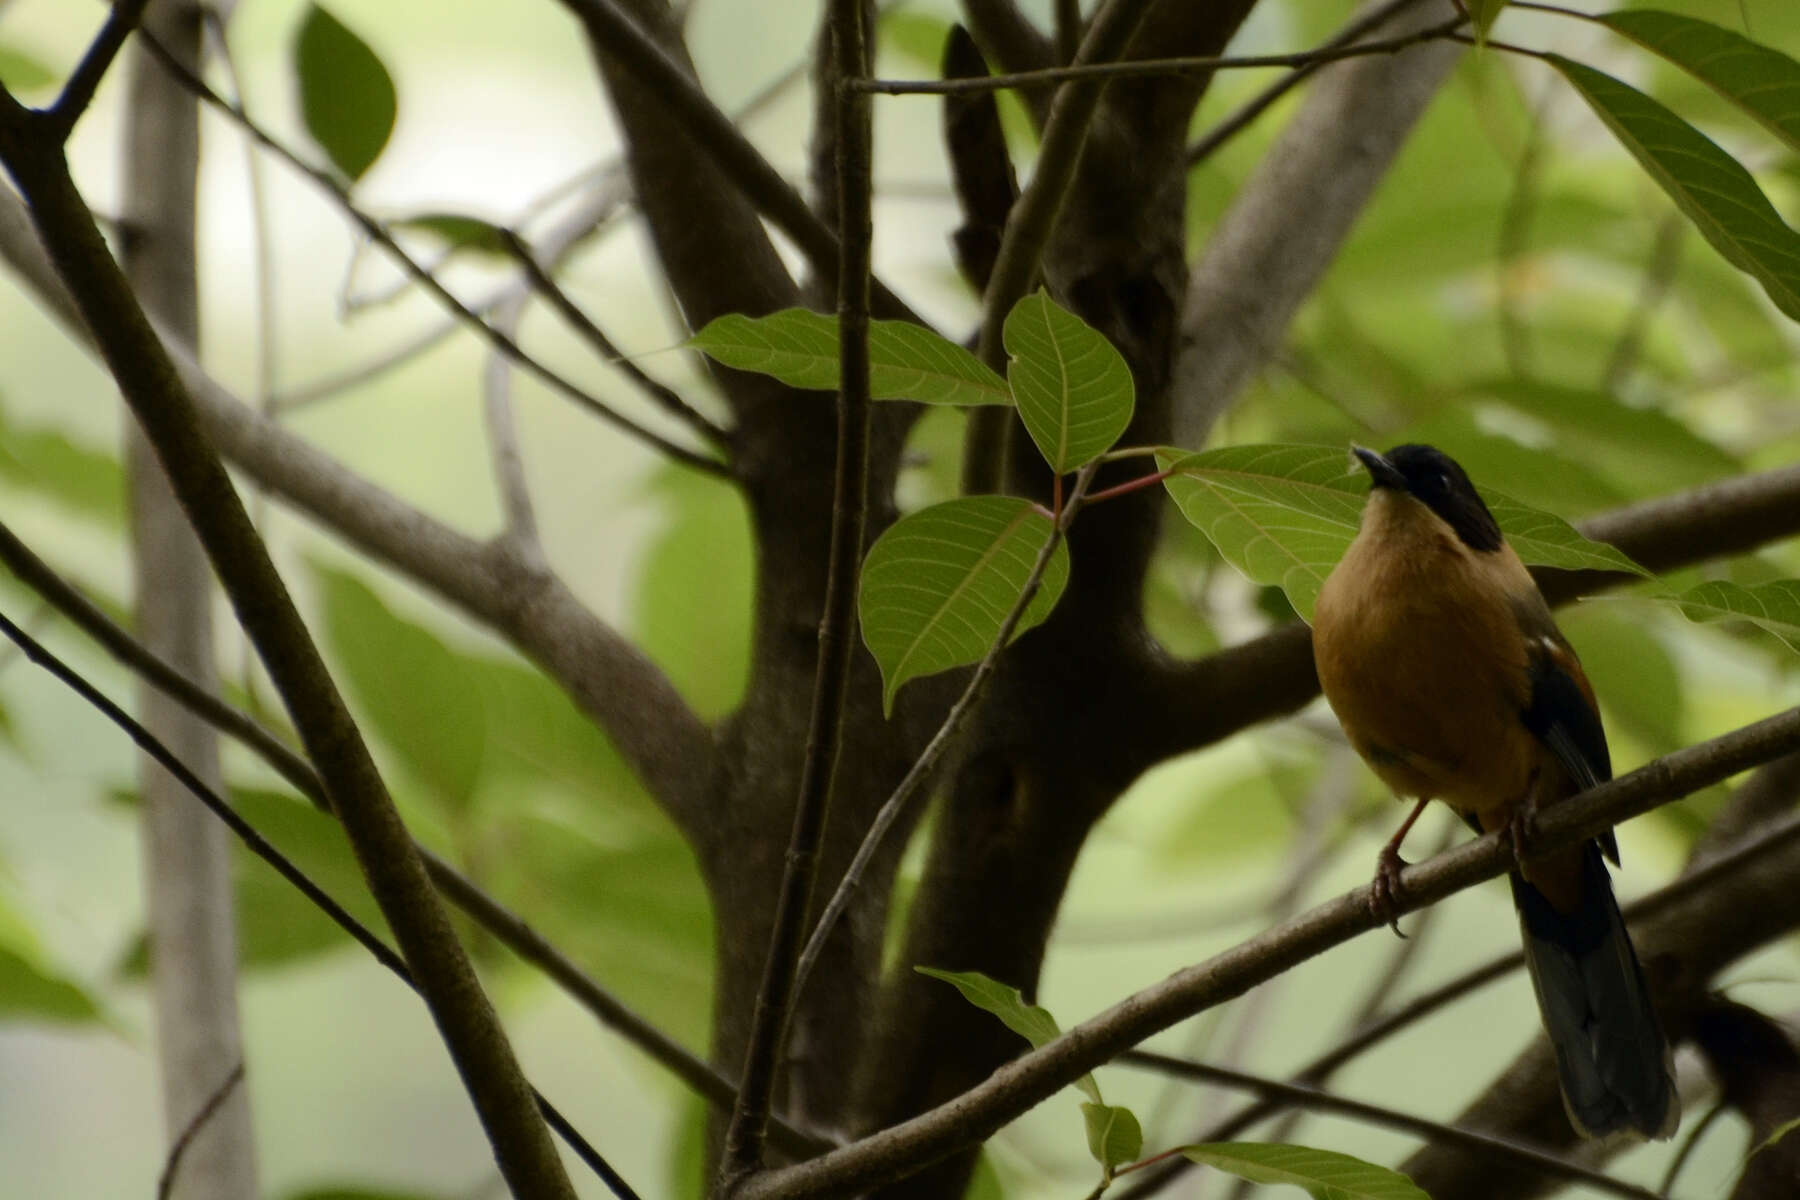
[134,32,729,477]
[0,606,640,1200]
[738,703,1800,1198]
[859,21,1466,94]
[563,0,922,325]
[1117,1052,1661,1200]
[117,5,259,1194]
[719,0,875,1179]
[48,0,153,138]
[0,516,836,1154]
[0,181,721,844]
[1171,0,1465,447]
[0,102,575,1199]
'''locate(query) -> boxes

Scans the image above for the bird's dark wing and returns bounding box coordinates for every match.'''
[1521,634,1618,862]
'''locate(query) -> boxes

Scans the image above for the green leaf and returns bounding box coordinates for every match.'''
[688,309,1011,406]
[1481,495,1647,577]
[392,213,512,258]
[1598,11,1800,154]
[315,567,487,816]
[1665,578,1800,652]
[1159,445,1646,623]
[1082,1102,1143,1173]
[1003,289,1134,473]
[1469,0,1508,39]
[0,944,100,1023]
[859,496,1068,713]
[0,46,57,93]
[916,966,1102,1103]
[1158,445,1368,624]
[293,4,397,182]
[231,787,388,971]
[0,422,124,525]
[1180,1143,1429,1200]
[1548,56,1800,321]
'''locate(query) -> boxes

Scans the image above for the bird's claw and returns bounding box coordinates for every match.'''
[1370,845,1409,938]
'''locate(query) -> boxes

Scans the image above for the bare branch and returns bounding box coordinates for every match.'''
[860,20,1465,94]
[134,32,729,477]
[0,517,827,1159]
[48,0,153,138]
[739,703,1800,1197]
[0,182,720,842]
[975,0,1158,375]
[1186,0,1433,166]
[719,0,876,1178]
[564,0,922,324]
[0,606,639,1199]
[1172,0,1466,447]
[1117,1052,1661,1200]
[500,230,730,445]
[156,1065,244,1200]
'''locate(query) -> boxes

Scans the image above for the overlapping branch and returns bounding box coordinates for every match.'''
[0,183,720,843]
[739,703,1800,1197]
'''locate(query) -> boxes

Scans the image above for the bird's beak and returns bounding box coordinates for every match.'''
[1351,445,1406,491]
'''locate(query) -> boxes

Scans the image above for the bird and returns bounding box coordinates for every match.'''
[1311,443,1678,1141]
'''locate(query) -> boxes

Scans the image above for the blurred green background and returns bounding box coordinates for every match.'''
[0,0,1795,1196]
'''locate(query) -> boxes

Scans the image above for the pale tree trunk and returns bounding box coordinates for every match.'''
[122,3,259,1195]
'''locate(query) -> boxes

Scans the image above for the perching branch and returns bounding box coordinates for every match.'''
[0,91,576,1200]
[135,32,729,477]
[737,702,1800,1198]
[718,0,876,1180]
[0,607,639,1200]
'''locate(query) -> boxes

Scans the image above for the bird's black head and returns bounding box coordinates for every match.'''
[1352,443,1502,553]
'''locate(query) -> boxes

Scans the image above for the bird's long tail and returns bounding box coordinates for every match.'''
[1511,842,1678,1139]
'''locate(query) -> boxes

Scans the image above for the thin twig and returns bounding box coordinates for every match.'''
[500,230,730,445]
[560,0,920,323]
[274,47,810,409]
[0,606,636,1199]
[0,517,825,1159]
[791,461,1102,1003]
[738,704,1800,1197]
[156,1063,245,1200]
[1116,1053,1663,1200]
[860,20,1467,94]
[133,32,729,478]
[717,0,876,1180]
[1186,0,1433,166]
[47,0,153,138]
[481,295,543,553]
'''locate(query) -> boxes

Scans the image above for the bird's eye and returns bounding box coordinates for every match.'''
[1438,472,1452,491]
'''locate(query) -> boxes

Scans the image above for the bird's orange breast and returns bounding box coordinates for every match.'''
[1313,498,1540,825]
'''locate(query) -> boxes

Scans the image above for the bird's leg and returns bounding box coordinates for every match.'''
[1506,767,1545,867]
[1371,796,1431,937]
